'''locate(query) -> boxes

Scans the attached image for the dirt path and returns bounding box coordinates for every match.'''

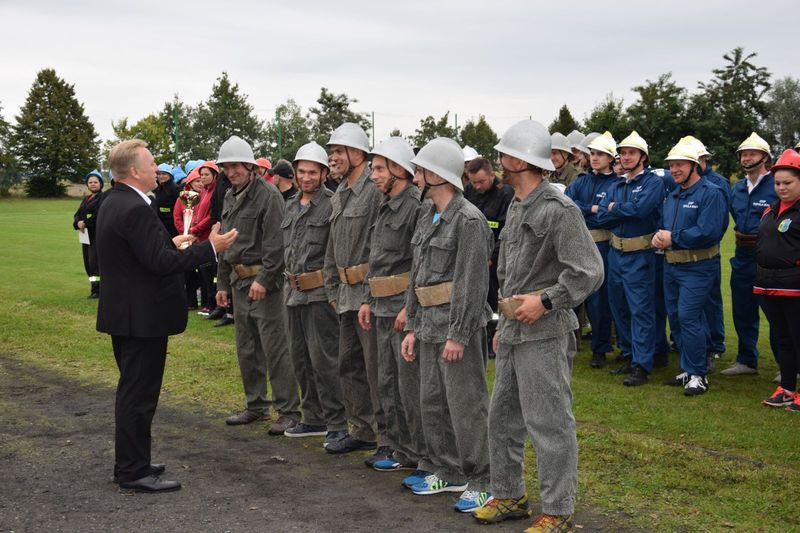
[0,353,626,532]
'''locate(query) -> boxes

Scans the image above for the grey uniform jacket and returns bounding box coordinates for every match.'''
[217,178,286,293]
[497,181,604,345]
[405,191,493,345]
[367,184,422,318]
[282,186,333,306]
[323,166,382,313]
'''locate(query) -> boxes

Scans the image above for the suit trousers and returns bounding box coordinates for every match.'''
[111,335,168,483]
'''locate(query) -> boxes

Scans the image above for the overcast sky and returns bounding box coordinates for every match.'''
[0,0,794,154]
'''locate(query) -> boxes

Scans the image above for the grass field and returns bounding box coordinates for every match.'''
[1,198,797,531]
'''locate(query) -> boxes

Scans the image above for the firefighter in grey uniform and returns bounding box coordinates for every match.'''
[214,136,301,434]
[280,142,348,441]
[323,123,386,459]
[356,137,428,471]
[400,137,494,514]
[473,120,603,531]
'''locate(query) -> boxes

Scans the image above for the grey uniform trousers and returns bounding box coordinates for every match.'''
[287,302,347,430]
[419,329,490,491]
[489,334,577,516]
[375,316,427,467]
[338,310,385,444]
[232,285,300,419]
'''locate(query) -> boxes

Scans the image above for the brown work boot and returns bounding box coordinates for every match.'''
[225,409,267,426]
[525,513,574,532]
[268,415,298,435]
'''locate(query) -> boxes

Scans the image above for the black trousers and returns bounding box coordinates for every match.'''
[111,335,168,483]
[81,243,99,278]
[761,296,800,391]
[198,263,217,309]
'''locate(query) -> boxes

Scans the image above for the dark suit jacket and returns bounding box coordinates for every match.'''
[96,184,216,337]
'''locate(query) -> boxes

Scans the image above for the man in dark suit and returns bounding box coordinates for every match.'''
[96,139,237,493]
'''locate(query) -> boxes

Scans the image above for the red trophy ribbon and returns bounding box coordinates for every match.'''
[178,190,201,249]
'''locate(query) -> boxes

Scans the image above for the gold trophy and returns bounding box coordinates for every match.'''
[178,190,201,249]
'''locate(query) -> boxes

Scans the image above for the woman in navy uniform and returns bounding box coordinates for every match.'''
[73,169,105,298]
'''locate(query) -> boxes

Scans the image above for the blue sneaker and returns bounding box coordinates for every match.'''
[323,430,348,449]
[411,474,468,495]
[454,490,492,512]
[373,456,416,472]
[402,469,432,489]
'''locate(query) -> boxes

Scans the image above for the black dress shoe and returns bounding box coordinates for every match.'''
[623,366,648,386]
[590,352,607,369]
[214,315,234,327]
[609,360,632,375]
[206,307,226,320]
[114,463,166,483]
[118,475,181,493]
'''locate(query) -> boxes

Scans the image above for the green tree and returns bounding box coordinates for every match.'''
[764,76,800,152]
[0,102,20,196]
[10,68,99,197]
[582,94,629,140]
[307,87,371,147]
[263,99,311,161]
[104,114,173,164]
[193,72,264,160]
[411,112,457,149]
[688,47,772,177]
[625,73,688,167]
[459,115,498,160]
[160,95,200,164]
[548,105,581,135]
[388,128,403,138]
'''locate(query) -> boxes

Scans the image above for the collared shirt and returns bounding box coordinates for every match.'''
[550,162,581,186]
[405,191,493,344]
[731,172,776,236]
[497,182,603,344]
[282,186,333,306]
[217,178,285,293]
[747,172,770,194]
[367,183,421,317]
[124,182,152,205]
[323,165,382,313]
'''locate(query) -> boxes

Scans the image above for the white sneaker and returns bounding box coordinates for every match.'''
[684,375,709,396]
[720,362,757,376]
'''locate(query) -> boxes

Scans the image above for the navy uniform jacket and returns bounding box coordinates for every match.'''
[464,178,514,264]
[73,191,104,239]
[565,170,618,229]
[596,167,665,237]
[731,173,776,236]
[96,184,216,338]
[662,179,727,250]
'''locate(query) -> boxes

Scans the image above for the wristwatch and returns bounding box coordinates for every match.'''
[541,292,553,311]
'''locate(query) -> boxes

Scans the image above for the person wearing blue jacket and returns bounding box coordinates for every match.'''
[655,140,727,396]
[565,137,618,368]
[595,132,666,386]
[721,133,779,377]
[682,136,731,370]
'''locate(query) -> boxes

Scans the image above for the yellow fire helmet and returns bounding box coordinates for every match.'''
[736,132,771,156]
[587,131,617,157]
[617,130,649,155]
[665,139,700,164]
[680,135,710,158]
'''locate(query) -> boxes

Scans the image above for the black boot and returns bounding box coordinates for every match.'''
[623,366,649,386]
[590,352,606,369]
[609,359,632,375]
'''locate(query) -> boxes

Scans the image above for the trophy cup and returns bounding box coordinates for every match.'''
[178,190,201,249]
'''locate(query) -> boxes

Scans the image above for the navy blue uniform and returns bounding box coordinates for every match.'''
[597,168,665,372]
[565,170,618,355]
[700,166,731,356]
[662,179,727,376]
[730,173,779,368]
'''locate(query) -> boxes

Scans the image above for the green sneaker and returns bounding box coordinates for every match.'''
[472,494,531,524]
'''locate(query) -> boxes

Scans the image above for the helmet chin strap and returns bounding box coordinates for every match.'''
[621,152,644,173]
[423,169,448,187]
[741,154,767,172]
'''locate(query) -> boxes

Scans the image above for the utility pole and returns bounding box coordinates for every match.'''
[454,113,458,139]
[276,109,283,159]
[371,111,375,149]
[173,104,180,166]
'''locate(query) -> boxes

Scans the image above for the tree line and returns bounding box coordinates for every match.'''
[1,47,798,197]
